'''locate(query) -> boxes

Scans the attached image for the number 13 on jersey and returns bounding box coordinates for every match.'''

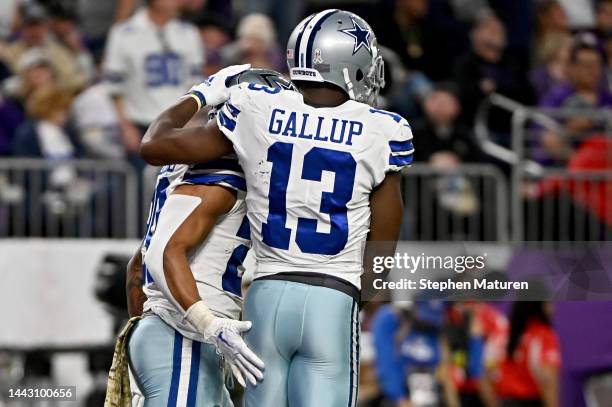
[262,142,356,255]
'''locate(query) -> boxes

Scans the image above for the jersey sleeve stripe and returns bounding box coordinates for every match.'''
[389,153,414,166]
[187,90,206,109]
[218,110,237,131]
[390,148,415,157]
[190,159,243,173]
[186,169,244,178]
[225,102,241,118]
[182,173,247,191]
[389,140,414,152]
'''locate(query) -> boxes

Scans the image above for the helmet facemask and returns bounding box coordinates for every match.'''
[363,51,385,106]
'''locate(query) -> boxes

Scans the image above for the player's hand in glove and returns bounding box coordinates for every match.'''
[208,319,264,387]
[184,300,264,387]
[186,64,251,109]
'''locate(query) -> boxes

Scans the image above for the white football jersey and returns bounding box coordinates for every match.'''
[216,83,413,289]
[142,161,250,342]
[103,9,204,124]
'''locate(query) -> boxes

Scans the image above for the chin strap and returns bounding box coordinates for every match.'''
[343,68,356,100]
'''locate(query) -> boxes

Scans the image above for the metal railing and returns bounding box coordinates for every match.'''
[520,169,612,243]
[400,163,509,242]
[139,163,511,243]
[0,160,511,241]
[475,94,612,244]
[2,137,608,244]
[0,159,139,238]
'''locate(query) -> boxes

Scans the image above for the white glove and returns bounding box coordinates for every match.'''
[186,64,251,109]
[184,301,264,387]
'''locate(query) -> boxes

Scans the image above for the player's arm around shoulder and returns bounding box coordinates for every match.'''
[139,98,233,166]
[139,65,251,165]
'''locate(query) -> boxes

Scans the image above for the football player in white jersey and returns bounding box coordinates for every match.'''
[139,9,411,407]
[127,70,298,407]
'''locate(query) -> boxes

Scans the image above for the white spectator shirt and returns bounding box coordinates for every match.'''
[103,9,204,124]
[557,0,595,29]
[71,83,124,159]
[0,0,17,39]
[36,121,77,187]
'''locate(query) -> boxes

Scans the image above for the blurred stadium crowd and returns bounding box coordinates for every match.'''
[2,0,612,165]
[0,1,611,407]
[359,300,560,407]
[0,0,611,241]
[3,0,612,163]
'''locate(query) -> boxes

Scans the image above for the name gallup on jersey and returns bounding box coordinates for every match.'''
[268,108,363,146]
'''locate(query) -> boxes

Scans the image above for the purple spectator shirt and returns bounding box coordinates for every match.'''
[534,84,612,165]
[529,67,569,101]
[539,83,612,108]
